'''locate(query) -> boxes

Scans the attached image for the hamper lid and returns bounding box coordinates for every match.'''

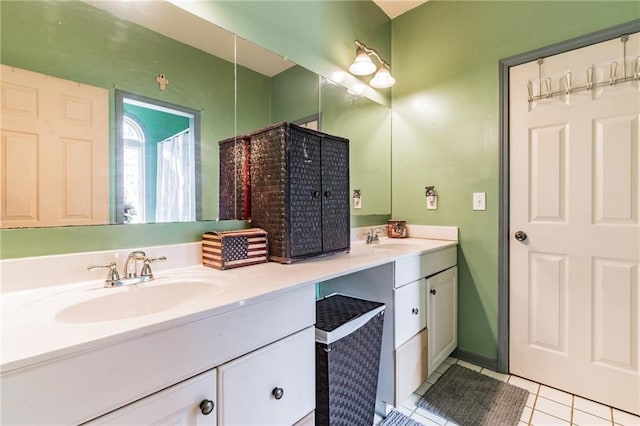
[315,293,384,345]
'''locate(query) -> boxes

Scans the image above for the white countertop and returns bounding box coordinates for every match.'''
[1,237,456,374]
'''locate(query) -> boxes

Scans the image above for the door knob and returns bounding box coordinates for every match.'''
[514,231,527,242]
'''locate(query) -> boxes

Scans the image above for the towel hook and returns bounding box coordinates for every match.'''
[609,61,618,85]
[544,78,552,98]
[564,72,572,94]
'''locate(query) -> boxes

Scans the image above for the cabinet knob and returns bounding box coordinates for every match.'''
[272,387,284,400]
[324,191,331,197]
[430,289,437,295]
[312,191,320,198]
[199,399,215,415]
[411,308,419,315]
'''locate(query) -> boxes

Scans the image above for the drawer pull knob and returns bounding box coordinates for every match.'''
[272,387,284,400]
[199,399,215,415]
[411,308,419,315]
[430,289,437,295]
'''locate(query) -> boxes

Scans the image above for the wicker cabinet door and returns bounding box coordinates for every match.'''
[288,128,323,257]
[321,136,350,253]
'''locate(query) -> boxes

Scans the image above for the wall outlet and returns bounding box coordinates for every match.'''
[473,192,486,211]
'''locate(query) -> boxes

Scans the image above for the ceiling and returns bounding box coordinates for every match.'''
[373,0,429,19]
[86,0,428,78]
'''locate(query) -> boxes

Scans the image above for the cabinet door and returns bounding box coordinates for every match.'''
[320,136,350,252]
[395,329,428,406]
[289,130,323,257]
[86,370,217,425]
[394,278,427,348]
[427,266,458,374]
[218,327,315,425]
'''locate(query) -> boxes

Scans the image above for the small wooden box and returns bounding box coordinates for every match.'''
[202,228,269,270]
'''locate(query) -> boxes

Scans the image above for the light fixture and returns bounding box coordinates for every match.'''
[370,64,396,89]
[349,47,377,75]
[348,40,395,88]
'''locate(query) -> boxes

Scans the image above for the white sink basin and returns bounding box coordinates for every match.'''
[55,281,224,324]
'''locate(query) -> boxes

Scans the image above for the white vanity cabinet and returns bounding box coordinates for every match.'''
[86,369,218,425]
[2,284,316,425]
[318,244,458,412]
[217,327,315,425]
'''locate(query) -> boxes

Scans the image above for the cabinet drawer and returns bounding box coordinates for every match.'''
[218,327,315,425]
[87,369,217,425]
[394,246,457,288]
[394,278,426,348]
[394,329,428,406]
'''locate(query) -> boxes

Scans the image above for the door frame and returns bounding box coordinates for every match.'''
[496,19,640,373]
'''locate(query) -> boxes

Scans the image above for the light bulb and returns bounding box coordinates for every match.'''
[370,66,396,89]
[349,48,376,76]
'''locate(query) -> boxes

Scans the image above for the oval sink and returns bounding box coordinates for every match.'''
[55,281,223,324]
[373,243,423,251]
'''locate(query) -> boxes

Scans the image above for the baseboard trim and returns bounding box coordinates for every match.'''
[452,348,498,372]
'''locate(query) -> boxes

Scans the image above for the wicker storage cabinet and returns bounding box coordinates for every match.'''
[249,122,350,263]
[219,135,251,220]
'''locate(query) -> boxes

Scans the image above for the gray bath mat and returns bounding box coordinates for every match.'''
[379,410,423,426]
[418,364,528,426]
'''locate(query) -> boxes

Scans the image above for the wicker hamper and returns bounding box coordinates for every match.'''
[219,135,251,220]
[249,122,350,263]
[315,294,385,426]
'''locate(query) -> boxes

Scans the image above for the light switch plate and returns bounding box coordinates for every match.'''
[473,192,486,211]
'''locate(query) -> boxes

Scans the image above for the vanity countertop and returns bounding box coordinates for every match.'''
[1,237,456,373]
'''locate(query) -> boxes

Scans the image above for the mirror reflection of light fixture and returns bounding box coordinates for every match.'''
[348,40,395,88]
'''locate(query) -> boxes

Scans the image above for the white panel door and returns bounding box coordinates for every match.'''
[509,33,640,415]
[1,65,109,227]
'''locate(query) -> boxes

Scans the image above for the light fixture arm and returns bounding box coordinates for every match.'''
[355,40,390,70]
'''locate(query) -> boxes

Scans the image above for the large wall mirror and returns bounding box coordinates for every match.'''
[0,0,391,230]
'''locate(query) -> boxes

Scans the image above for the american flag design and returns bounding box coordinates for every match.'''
[202,229,268,270]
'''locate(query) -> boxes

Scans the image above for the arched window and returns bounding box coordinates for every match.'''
[122,116,145,223]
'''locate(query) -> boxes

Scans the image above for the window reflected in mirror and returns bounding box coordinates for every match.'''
[116,92,202,224]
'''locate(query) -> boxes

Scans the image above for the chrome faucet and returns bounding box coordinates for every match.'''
[88,251,166,287]
[123,250,147,279]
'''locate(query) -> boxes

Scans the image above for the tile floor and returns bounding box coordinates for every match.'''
[375,357,640,426]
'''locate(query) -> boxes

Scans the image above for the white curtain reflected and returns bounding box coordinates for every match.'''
[156,129,195,222]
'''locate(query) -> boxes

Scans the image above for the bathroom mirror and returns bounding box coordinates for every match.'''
[0,0,391,229]
[321,78,392,216]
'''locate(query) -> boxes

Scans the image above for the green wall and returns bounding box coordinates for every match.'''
[391,1,640,361]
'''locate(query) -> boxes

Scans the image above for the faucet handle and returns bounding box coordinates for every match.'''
[87,262,120,284]
[140,256,167,278]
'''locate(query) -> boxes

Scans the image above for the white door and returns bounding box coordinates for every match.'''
[1,65,109,228]
[509,33,640,415]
